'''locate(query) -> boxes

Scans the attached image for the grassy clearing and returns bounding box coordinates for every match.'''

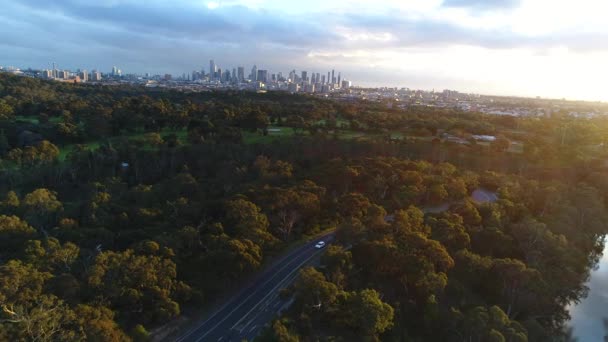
[57,128,189,161]
[15,116,64,124]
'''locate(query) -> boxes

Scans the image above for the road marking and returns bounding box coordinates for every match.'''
[178,232,334,342]
[177,245,314,342]
[249,325,257,333]
[228,247,325,334]
[191,240,330,342]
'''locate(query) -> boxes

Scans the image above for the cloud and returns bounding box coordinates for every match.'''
[441,0,521,10]
[1,0,608,100]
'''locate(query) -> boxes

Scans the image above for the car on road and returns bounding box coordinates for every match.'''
[315,241,326,249]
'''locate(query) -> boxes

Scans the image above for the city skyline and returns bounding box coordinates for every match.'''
[2,1,608,101]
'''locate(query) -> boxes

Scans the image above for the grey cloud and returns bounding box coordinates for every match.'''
[14,0,336,48]
[1,0,608,80]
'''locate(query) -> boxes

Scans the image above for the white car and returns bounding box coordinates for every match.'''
[315,241,326,249]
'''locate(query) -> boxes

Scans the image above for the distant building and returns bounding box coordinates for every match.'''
[287,83,299,93]
[91,71,102,81]
[237,66,245,82]
[341,80,352,89]
[78,70,88,82]
[257,69,268,83]
[251,65,257,81]
[164,74,172,81]
[209,60,216,79]
[57,70,69,79]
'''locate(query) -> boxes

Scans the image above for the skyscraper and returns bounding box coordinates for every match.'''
[209,60,216,79]
[79,70,88,82]
[257,69,268,83]
[338,73,341,86]
[327,72,330,85]
[91,71,102,81]
[332,69,335,84]
[301,71,308,84]
[237,66,245,82]
[251,65,258,81]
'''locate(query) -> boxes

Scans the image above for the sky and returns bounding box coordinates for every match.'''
[2,0,608,100]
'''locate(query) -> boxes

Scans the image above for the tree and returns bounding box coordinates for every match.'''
[241,108,270,133]
[427,213,471,252]
[0,215,36,258]
[224,198,277,247]
[257,319,300,342]
[87,249,188,324]
[490,259,541,318]
[491,135,511,152]
[214,238,263,279]
[23,188,63,231]
[0,99,13,120]
[0,260,79,341]
[0,294,78,342]
[74,304,131,342]
[333,289,394,338]
[293,267,339,314]
[23,238,80,272]
[130,324,150,342]
[0,130,8,156]
[322,245,352,287]
[337,193,371,220]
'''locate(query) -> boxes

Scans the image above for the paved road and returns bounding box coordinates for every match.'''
[175,232,335,342]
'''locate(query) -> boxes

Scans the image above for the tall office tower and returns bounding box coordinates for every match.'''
[321,75,326,84]
[289,70,296,82]
[301,71,308,84]
[251,65,258,81]
[209,60,216,79]
[43,69,52,78]
[316,73,320,84]
[237,66,245,82]
[278,72,283,81]
[327,72,330,84]
[224,70,230,83]
[257,69,268,83]
[311,73,316,84]
[91,71,102,81]
[332,69,335,84]
[217,68,222,82]
[338,73,341,86]
[232,68,236,82]
[79,70,88,82]
[192,70,198,81]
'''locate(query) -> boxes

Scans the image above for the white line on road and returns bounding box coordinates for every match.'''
[229,248,325,334]
[184,245,317,342]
